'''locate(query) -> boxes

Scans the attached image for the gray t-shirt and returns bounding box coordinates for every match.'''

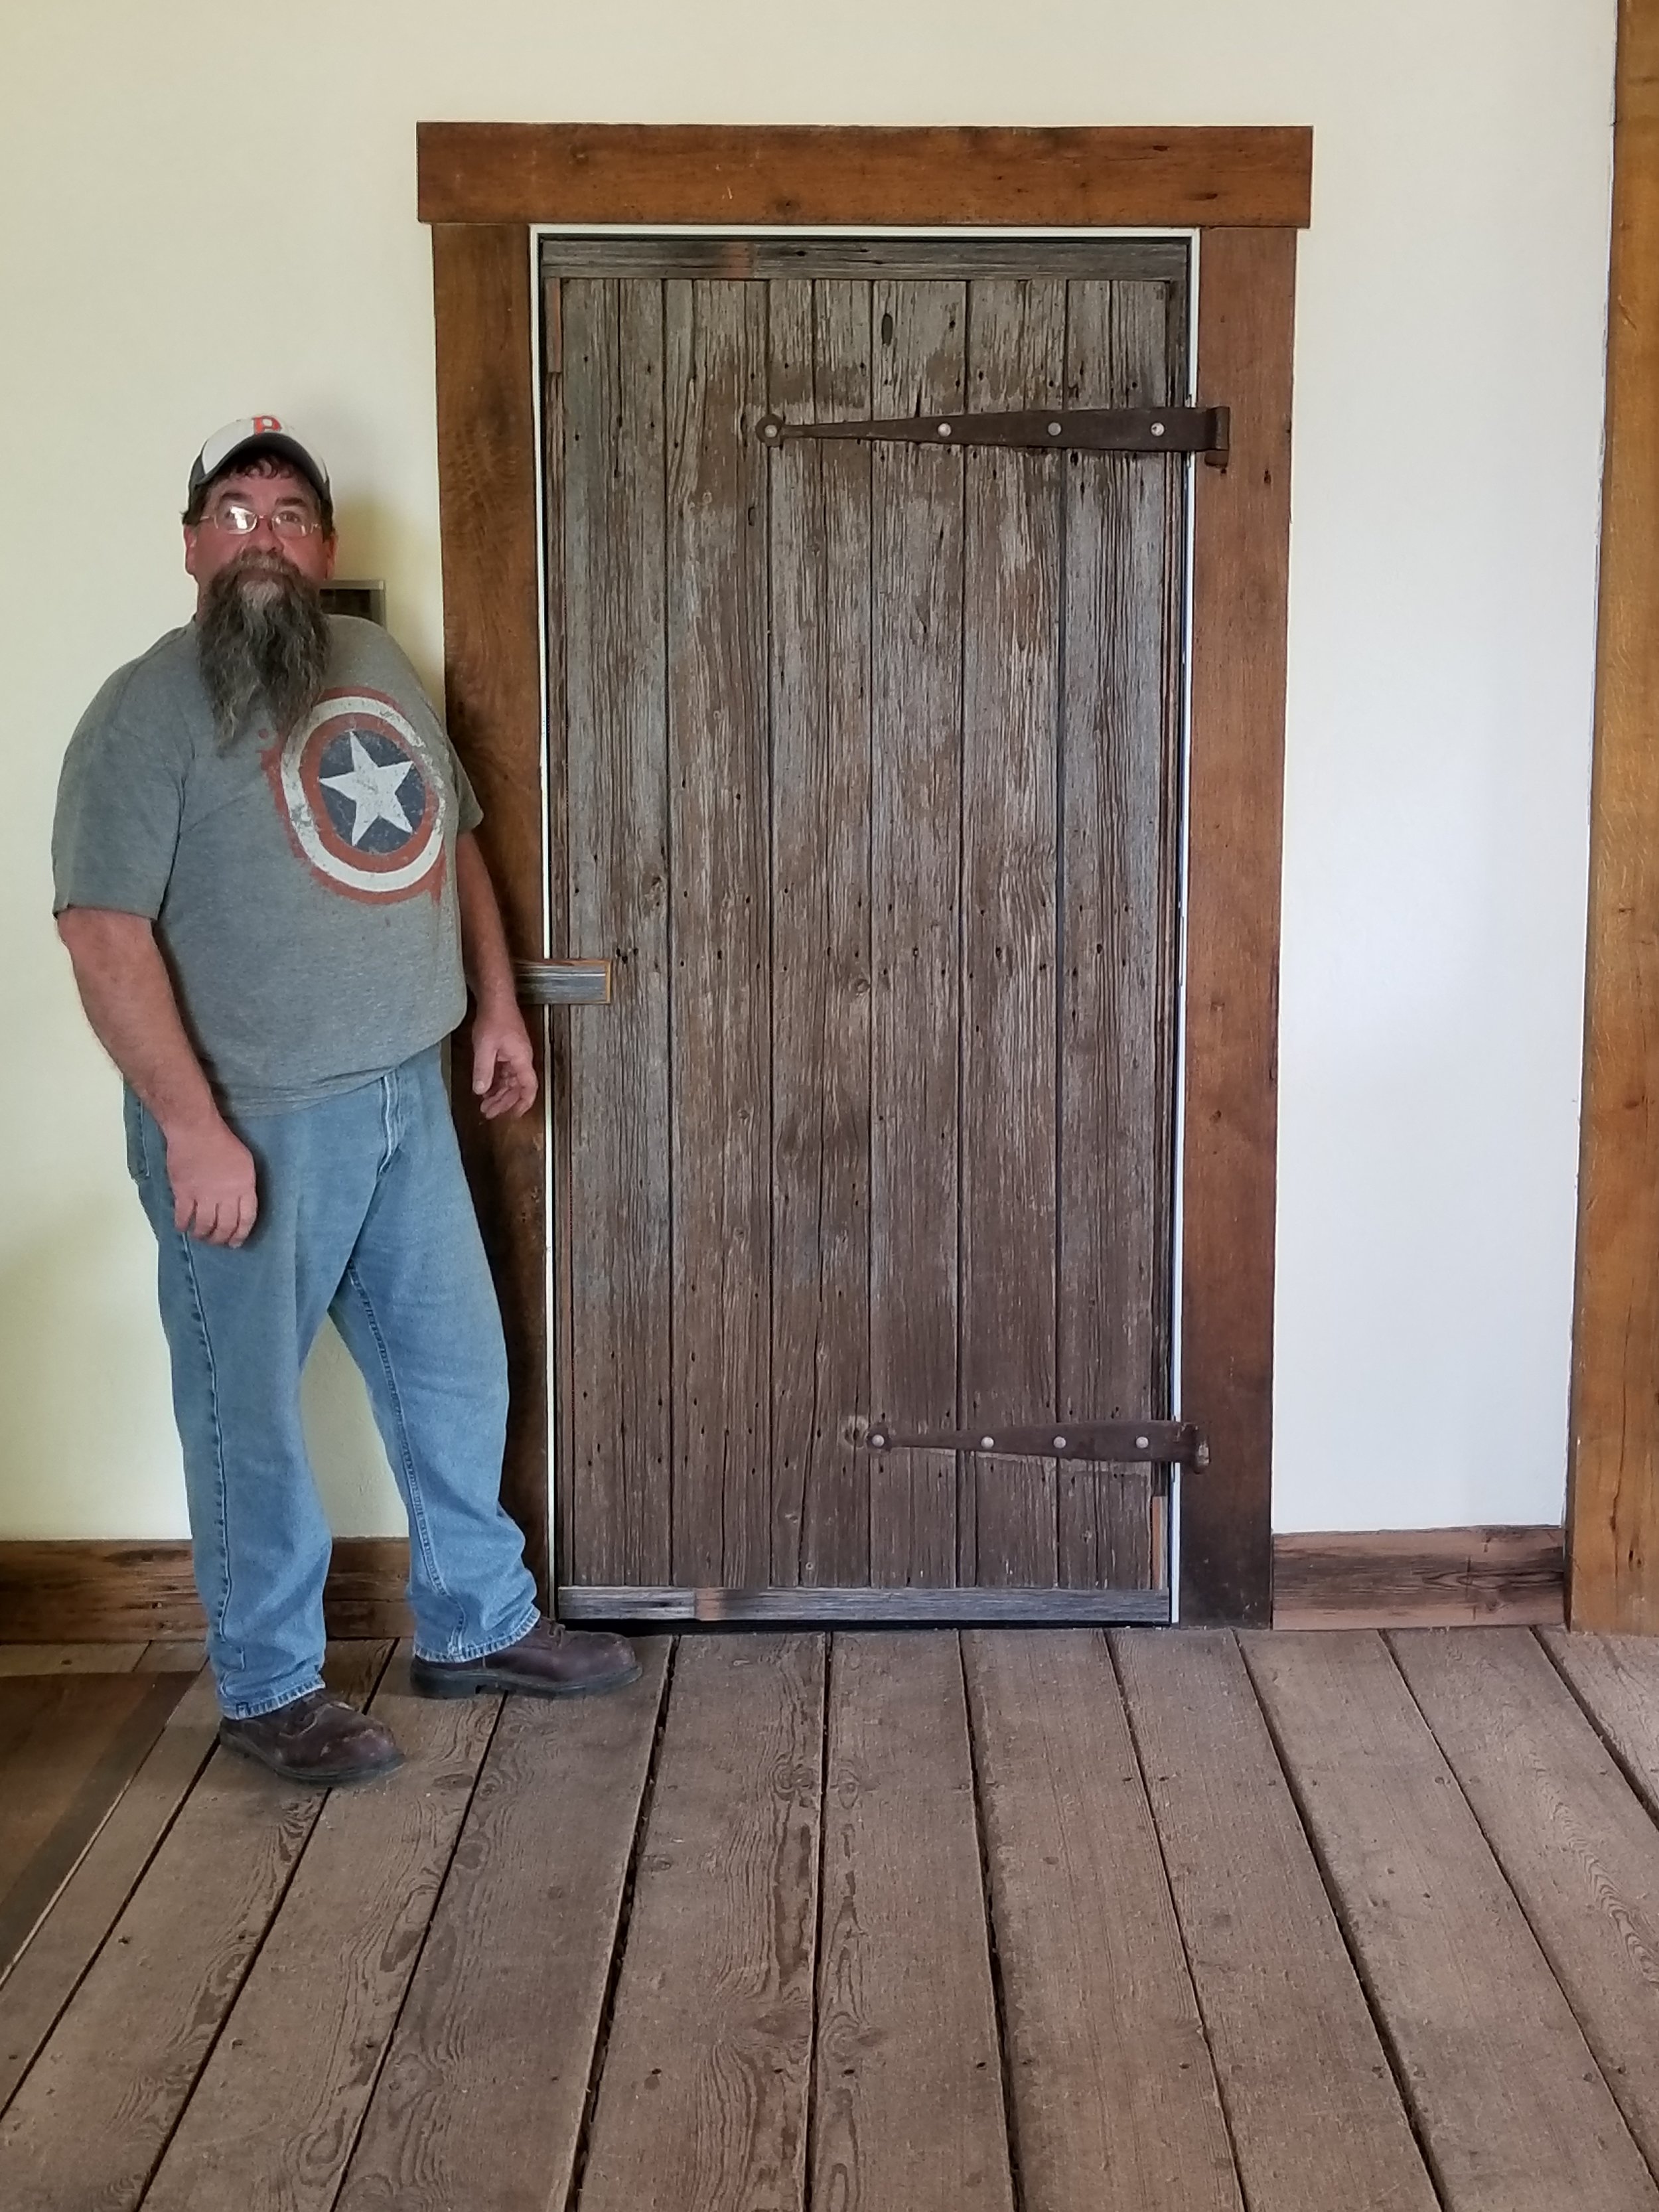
[52,617,483,1118]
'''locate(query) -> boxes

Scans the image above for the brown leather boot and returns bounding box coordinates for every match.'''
[218,1690,403,1785]
[409,1614,641,1700]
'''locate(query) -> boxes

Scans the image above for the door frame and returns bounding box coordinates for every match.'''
[419,123,1310,1627]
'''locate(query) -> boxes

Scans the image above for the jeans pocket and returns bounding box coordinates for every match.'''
[122,1088,151,1182]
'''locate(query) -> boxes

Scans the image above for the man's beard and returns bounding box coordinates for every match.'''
[198,551,330,745]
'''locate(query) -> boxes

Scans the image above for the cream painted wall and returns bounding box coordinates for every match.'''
[0,0,1616,1543]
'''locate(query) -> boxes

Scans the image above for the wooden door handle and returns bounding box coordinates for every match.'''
[514,960,613,1005]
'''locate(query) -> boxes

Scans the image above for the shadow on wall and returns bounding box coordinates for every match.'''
[0,1195,404,1542]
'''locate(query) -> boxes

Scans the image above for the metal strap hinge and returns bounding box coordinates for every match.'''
[757,406,1229,465]
[863,1420,1208,1468]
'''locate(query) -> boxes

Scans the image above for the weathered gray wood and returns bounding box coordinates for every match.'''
[561,274,673,1586]
[1542,1628,1659,1819]
[579,1635,822,2212]
[667,277,773,1587]
[335,1642,669,2212]
[768,279,874,1587]
[558,1583,1169,1623]
[1394,1627,1659,2180]
[867,277,966,1587]
[1056,279,1181,1591]
[0,1670,218,2110]
[964,1631,1238,2212]
[813,1633,1012,2212]
[140,1653,498,2212]
[1114,1630,1439,2212]
[1244,1631,1659,2212]
[0,1644,390,2212]
[541,237,1190,283]
[960,278,1065,1585]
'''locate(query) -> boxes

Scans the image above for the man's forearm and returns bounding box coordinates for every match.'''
[56,907,222,1136]
[455,831,518,1012]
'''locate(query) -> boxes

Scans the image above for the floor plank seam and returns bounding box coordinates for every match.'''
[800,1632,833,2212]
[559,1635,679,2212]
[1533,1626,1659,1830]
[1232,1636,1453,2212]
[957,1632,1027,2212]
[0,1674,218,2128]
[1105,1630,1256,2212]
[1380,1628,1659,2202]
[128,1640,401,2209]
[321,1684,515,2212]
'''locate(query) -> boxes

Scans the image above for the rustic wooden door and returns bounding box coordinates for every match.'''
[541,235,1189,1625]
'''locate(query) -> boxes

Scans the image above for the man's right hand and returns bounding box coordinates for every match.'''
[164,1115,259,1246]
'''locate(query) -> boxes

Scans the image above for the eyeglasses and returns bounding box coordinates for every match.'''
[200,499,325,539]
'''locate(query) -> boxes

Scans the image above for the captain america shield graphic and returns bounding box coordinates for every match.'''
[267,688,449,901]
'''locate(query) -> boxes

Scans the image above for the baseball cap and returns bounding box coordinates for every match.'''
[188,416,330,505]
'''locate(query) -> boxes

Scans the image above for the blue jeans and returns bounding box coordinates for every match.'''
[127,1046,539,1718]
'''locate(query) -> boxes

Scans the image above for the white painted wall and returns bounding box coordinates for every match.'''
[0,0,1616,1542]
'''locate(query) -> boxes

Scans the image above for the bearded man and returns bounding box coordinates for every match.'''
[52,418,638,1784]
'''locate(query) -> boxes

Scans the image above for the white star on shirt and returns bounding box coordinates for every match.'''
[319,733,418,846]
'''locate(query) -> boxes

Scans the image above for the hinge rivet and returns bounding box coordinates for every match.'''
[1136,1434,1150,1448]
[1053,1435,1067,1449]
[1048,421,1062,436]
[1151,422,1166,437]
[938,422,953,437]
[980,1435,995,1449]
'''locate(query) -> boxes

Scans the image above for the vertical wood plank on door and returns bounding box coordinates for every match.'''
[667,279,773,1588]
[813,1634,1013,2212]
[562,275,673,1587]
[964,1632,1239,2212]
[0,1644,389,2212]
[1112,1630,1439,2212]
[1056,281,1181,1591]
[961,279,1065,1585]
[768,280,875,1587]
[577,1635,823,2212]
[868,279,966,1587]
[1244,1631,1659,2212]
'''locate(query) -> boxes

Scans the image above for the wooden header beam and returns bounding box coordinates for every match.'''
[417,122,1313,231]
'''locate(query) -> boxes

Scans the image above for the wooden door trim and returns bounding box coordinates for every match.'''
[425,126,1306,1625]
[1568,0,1659,1632]
[418,123,1312,230]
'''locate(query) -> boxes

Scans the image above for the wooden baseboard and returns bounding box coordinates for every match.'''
[1271,1525,1565,1630]
[1,1528,1566,1640]
[0,1540,413,1643]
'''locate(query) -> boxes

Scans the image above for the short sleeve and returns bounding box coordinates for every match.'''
[451,747,484,834]
[52,665,188,919]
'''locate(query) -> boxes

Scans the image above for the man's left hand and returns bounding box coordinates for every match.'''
[470,1007,539,1120]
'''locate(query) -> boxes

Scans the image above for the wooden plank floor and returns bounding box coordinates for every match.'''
[7,1627,1659,2209]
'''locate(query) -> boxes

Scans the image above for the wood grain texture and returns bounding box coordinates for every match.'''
[0,1540,414,1642]
[559,275,674,1587]
[141,1654,498,2212]
[336,1641,668,2212]
[0,1668,218,2111]
[0,1673,188,1983]
[578,1635,822,2212]
[431,222,550,1600]
[959,277,1064,1587]
[1056,279,1183,1591]
[964,1632,1238,2212]
[1569,0,1659,1633]
[1244,1631,1659,2212]
[1273,1525,1564,1629]
[768,279,874,1588]
[867,277,966,1587]
[813,1633,1012,2212]
[1179,229,1297,1625]
[666,279,774,1589]
[418,125,1315,230]
[0,1643,389,2212]
[1542,1627,1659,1820]
[1112,1629,1438,2212]
[1392,1626,1659,2179]
[0,1644,145,1674]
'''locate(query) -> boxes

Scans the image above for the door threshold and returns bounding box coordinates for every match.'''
[558,1585,1171,1628]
